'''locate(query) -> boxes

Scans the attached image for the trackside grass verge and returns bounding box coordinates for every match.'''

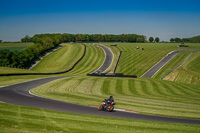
[31,43,84,73]
[31,76,200,119]
[64,43,105,75]
[0,103,200,133]
[153,51,191,79]
[0,75,55,86]
[0,67,36,74]
[164,51,200,85]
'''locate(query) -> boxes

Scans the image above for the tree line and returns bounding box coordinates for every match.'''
[170,35,200,43]
[28,33,146,43]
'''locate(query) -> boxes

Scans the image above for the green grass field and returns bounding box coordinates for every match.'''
[114,43,200,77]
[64,43,105,75]
[0,43,105,75]
[31,76,200,119]
[0,67,35,74]
[1,103,200,133]
[1,42,200,132]
[31,43,85,73]
[0,42,33,51]
[164,51,200,85]
[153,51,191,79]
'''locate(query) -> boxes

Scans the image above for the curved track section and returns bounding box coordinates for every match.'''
[142,50,189,78]
[94,44,113,72]
[0,76,200,125]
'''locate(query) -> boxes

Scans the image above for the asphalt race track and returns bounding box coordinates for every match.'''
[142,50,189,78]
[1,76,200,125]
[1,46,200,125]
[94,44,113,72]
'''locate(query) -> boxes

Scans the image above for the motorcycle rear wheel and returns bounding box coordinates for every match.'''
[107,106,114,112]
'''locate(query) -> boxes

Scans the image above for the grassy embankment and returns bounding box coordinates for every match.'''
[0,43,85,74]
[164,51,200,85]
[1,102,200,133]
[31,43,85,73]
[30,43,200,119]
[1,43,200,132]
[32,76,200,119]
[31,43,105,75]
[115,43,200,77]
[153,51,191,79]
[0,43,105,86]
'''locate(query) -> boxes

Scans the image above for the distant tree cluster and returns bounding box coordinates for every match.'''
[148,37,160,43]
[61,33,146,43]
[0,40,2,43]
[0,34,63,68]
[21,35,31,42]
[170,35,200,43]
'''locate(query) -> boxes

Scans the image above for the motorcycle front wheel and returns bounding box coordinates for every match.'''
[107,106,114,112]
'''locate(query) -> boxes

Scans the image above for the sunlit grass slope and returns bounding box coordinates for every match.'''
[114,43,200,77]
[31,43,84,73]
[0,42,33,48]
[1,103,199,133]
[32,76,200,119]
[65,43,105,75]
[153,51,191,79]
[0,67,35,74]
[164,51,200,85]
[0,75,54,86]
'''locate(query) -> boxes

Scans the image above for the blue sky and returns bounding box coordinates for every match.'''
[0,0,200,41]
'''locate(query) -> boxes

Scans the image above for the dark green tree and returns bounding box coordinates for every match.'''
[149,37,154,42]
[0,40,2,43]
[175,38,181,43]
[170,38,175,42]
[155,37,160,43]
[21,35,31,42]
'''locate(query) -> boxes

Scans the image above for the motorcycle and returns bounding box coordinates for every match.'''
[98,100,115,112]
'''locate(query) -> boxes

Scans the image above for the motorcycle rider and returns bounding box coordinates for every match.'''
[104,96,114,108]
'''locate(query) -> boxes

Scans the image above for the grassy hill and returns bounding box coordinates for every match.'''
[31,76,200,119]
[113,43,200,77]
[1,42,200,132]
[0,67,35,74]
[164,51,200,85]
[1,103,199,133]
[65,43,105,75]
[31,43,85,73]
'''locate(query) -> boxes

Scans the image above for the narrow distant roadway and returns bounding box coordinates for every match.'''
[0,46,200,125]
[94,44,113,72]
[142,50,189,78]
